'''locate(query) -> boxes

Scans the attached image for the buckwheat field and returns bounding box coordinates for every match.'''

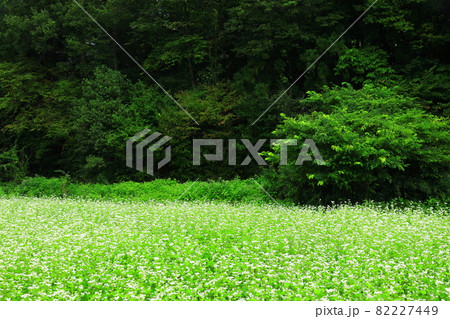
[0,197,448,301]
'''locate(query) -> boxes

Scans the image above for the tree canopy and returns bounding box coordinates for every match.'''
[0,0,449,200]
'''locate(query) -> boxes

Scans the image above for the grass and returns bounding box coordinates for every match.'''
[0,177,270,203]
[0,197,448,301]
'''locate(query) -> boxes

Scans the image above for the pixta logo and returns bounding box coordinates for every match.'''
[126,129,172,176]
[193,139,324,166]
[126,129,325,176]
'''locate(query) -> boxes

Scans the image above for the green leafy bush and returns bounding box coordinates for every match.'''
[334,46,399,86]
[15,176,67,197]
[263,85,450,203]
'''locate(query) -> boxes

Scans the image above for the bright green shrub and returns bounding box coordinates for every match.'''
[263,85,450,203]
[16,176,67,197]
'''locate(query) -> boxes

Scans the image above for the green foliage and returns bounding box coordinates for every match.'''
[158,83,238,140]
[0,146,27,182]
[0,62,74,180]
[69,66,171,182]
[157,83,249,180]
[264,85,450,203]
[0,0,448,187]
[1,0,449,301]
[399,65,450,117]
[14,176,68,198]
[334,46,399,86]
[2,176,269,203]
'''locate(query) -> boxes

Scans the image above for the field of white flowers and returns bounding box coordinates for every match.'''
[0,197,448,300]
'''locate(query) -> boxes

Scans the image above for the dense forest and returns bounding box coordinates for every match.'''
[0,0,449,202]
